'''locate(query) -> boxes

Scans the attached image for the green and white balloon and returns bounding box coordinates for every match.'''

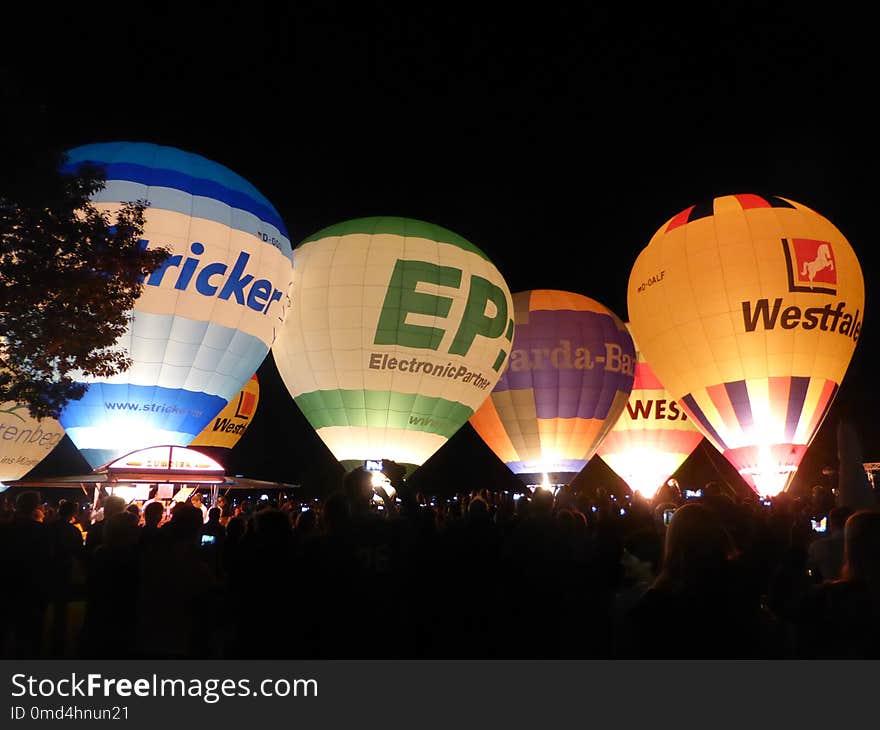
[273,217,514,474]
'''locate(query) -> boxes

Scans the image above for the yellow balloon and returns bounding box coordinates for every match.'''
[627,194,864,497]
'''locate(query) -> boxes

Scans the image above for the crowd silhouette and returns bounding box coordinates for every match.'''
[1,468,879,659]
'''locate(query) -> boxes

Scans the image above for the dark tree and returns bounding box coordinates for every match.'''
[0,86,169,419]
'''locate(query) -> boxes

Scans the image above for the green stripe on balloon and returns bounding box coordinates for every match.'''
[294,389,474,438]
[298,216,490,261]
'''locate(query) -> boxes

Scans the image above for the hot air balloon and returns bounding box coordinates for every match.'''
[0,402,64,483]
[57,143,293,468]
[596,324,703,498]
[272,217,513,474]
[469,290,635,487]
[628,194,864,497]
[189,374,259,450]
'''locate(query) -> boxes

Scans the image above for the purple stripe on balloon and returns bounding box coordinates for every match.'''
[493,309,635,420]
[681,394,728,451]
[725,380,753,430]
[506,458,589,475]
[785,376,811,441]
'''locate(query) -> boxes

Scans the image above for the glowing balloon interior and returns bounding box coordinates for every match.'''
[272,217,514,474]
[627,194,864,497]
[189,374,260,450]
[597,325,703,498]
[470,290,635,485]
[58,143,293,468]
[0,402,64,482]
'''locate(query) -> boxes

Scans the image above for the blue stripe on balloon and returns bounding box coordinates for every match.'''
[724,380,754,431]
[58,383,227,436]
[65,142,278,212]
[785,376,811,441]
[61,160,289,240]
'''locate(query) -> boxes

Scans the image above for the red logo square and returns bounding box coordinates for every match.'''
[234,391,257,419]
[792,238,836,287]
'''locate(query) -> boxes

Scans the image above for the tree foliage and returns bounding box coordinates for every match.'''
[1,155,170,419]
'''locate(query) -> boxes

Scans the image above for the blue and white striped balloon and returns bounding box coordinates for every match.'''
[58,142,293,467]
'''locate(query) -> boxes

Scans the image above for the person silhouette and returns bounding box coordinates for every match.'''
[797,509,880,657]
[624,503,777,657]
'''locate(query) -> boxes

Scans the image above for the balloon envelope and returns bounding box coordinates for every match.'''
[469,290,635,485]
[58,143,293,468]
[628,194,864,497]
[597,324,703,498]
[0,402,64,482]
[272,217,514,474]
[189,374,259,450]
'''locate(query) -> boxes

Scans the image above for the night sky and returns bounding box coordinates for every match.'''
[5,4,877,496]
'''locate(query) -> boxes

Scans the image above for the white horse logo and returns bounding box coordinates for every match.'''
[801,243,834,281]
